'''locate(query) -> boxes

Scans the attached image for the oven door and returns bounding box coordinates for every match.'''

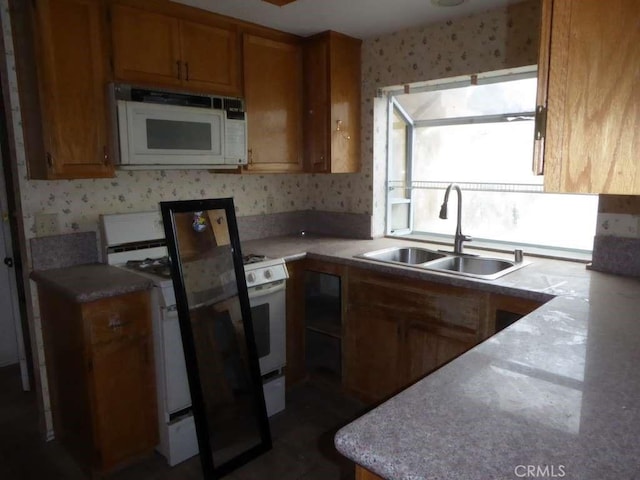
[248,279,286,376]
[161,305,192,414]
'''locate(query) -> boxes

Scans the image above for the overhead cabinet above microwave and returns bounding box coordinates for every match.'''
[110,2,242,96]
[112,85,247,170]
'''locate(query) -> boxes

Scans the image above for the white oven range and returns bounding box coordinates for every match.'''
[100,211,287,466]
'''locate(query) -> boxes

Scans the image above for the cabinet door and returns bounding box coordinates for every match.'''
[243,33,303,172]
[303,31,361,174]
[180,20,241,95]
[91,335,158,469]
[85,291,157,470]
[111,4,182,87]
[303,37,329,172]
[404,320,475,385]
[328,32,361,173]
[542,0,640,194]
[32,0,113,178]
[286,260,306,387]
[343,304,402,403]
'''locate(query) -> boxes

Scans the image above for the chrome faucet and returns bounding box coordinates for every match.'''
[439,184,472,254]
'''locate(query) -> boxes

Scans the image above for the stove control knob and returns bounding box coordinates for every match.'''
[246,272,256,284]
[264,269,272,279]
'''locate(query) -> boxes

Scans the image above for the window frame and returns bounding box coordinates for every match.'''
[385,66,543,237]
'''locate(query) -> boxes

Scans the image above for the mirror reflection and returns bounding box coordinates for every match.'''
[161,200,271,478]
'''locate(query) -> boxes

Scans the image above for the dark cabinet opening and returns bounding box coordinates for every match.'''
[304,271,341,382]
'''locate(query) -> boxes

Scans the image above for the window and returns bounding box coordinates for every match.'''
[386,68,597,253]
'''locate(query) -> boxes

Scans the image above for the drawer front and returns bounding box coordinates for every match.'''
[85,291,151,346]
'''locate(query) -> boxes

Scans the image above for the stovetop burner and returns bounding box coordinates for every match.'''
[125,257,172,278]
[242,254,268,265]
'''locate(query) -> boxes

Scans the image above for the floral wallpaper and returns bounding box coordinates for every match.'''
[312,0,542,235]
[0,0,542,436]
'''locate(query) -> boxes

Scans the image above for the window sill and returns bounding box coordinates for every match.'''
[389,233,593,263]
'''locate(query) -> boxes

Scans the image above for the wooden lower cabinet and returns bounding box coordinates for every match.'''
[344,267,490,403]
[286,260,543,405]
[285,259,306,386]
[356,465,385,480]
[38,288,158,474]
[343,303,403,401]
[404,319,476,386]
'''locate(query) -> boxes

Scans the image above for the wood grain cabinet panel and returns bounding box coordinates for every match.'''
[38,288,157,475]
[344,267,489,403]
[110,1,241,95]
[540,0,640,194]
[404,320,475,385]
[111,4,182,87]
[18,0,114,179]
[303,31,361,173]
[355,466,385,480]
[242,33,304,172]
[179,19,240,95]
[285,260,306,387]
[343,303,403,403]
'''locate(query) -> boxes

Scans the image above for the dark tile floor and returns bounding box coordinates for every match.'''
[0,365,366,479]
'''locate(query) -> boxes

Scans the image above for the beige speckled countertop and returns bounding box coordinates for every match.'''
[30,264,154,303]
[241,234,640,480]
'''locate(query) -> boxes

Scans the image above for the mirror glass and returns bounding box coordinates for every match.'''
[160,199,271,478]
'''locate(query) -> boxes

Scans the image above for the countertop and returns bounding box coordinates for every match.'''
[242,234,640,480]
[30,263,154,303]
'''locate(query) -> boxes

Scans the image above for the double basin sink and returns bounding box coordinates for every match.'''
[357,246,529,280]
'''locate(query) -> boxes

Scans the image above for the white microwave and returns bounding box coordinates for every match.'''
[111,84,247,170]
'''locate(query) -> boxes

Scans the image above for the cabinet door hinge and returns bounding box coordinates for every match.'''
[534,105,547,141]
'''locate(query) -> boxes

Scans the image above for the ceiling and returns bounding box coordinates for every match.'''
[171,0,527,39]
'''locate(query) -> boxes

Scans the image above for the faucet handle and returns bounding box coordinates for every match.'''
[462,234,472,242]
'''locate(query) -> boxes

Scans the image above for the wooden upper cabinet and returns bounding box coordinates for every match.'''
[111,5,182,87]
[179,20,240,94]
[540,0,640,194]
[242,33,304,173]
[303,31,361,173]
[23,0,114,179]
[110,2,241,96]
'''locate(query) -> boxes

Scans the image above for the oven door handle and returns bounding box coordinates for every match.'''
[247,280,286,299]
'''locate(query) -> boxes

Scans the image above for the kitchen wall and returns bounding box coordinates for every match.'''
[357,0,542,236]
[592,196,640,277]
[0,0,542,437]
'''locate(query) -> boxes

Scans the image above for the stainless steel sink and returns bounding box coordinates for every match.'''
[423,255,528,280]
[357,246,530,280]
[358,247,446,265]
